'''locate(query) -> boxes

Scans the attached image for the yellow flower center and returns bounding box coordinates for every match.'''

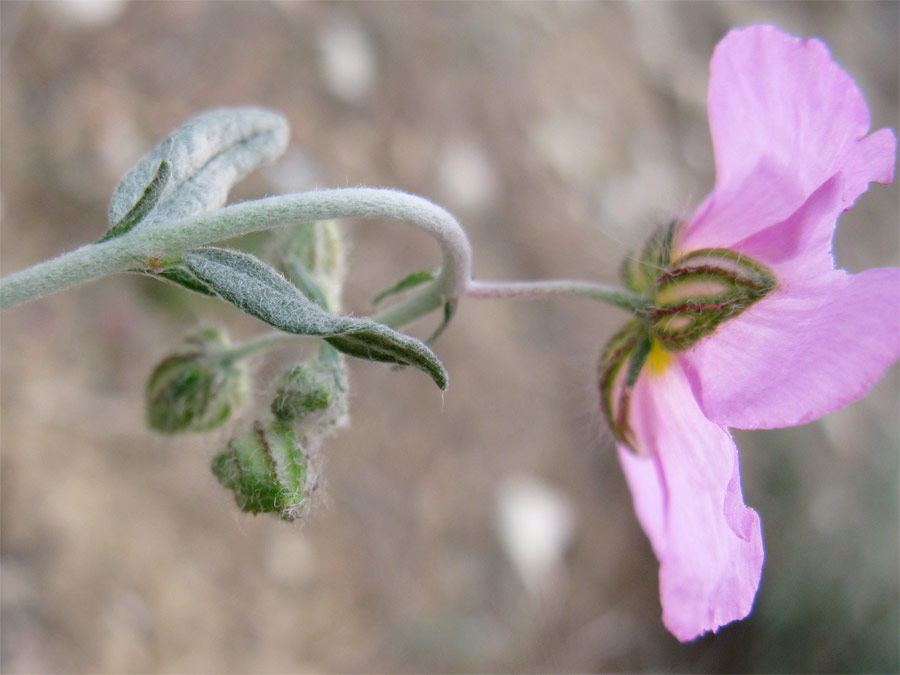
[647,339,673,376]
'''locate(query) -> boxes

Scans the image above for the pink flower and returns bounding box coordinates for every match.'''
[602,25,899,641]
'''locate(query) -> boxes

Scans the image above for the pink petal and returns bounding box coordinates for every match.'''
[682,158,807,252]
[681,161,900,430]
[684,25,896,249]
[729,174,844,283]
[617,362,763,642]
[682,265,900,430]
[837,127,897,209]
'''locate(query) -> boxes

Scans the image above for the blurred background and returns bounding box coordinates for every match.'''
[1,1,897,672]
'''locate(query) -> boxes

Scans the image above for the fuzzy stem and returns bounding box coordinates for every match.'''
[221,332,304,365]
[0,189,472,315]
[465,279,645,312]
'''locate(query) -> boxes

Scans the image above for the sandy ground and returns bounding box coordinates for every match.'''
[1,2,898,672]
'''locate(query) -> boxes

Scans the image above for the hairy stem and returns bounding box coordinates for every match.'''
[221,332,304,365]
[465,279,645,312]
[1,187,644,328]
[0,189,472,315]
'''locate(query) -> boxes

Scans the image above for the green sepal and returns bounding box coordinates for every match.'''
[597,319,646,453]
[372,268,439,306]
[99,160,171,242]
[648,247,777,351]
[602,228,779,452]
[271,364,333,420]
[622,220,676,295]
[183,247,448,390]
[625,332,652,388]
[211,418,310,521]
[146,327,248,434]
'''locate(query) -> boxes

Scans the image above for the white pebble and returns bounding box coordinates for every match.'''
[494,473,576,595]
[317,16,378,105]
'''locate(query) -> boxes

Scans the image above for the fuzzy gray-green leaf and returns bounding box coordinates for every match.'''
[100,160,171,241]
[283,256,331,310]
[183,247,448,389]
[108,107,289,233]
[139,266,217,296]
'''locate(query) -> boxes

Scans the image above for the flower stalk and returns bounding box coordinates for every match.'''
[0,188,643,324]
[466,279,645,312]
[220,332,305,365]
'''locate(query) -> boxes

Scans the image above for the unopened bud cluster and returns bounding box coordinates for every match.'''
[210,218,351,520]
[212,347,349,520]
[143,215,356,520]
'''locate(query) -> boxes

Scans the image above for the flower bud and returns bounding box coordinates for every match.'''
[211,418,311,520]
[146,327,248,433]
[270,352,348,429]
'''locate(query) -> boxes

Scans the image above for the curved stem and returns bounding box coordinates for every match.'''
[465,279,645,312]
[0,188,472,314]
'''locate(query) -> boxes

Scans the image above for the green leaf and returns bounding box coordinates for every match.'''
[372,267,439,306]
[138,265,217,296]
[283,256,331,310]
[183,247,448,389]
[325,329,447,390]
[424,299,457,344]
[107,107,289,234]
[99,160,171,241]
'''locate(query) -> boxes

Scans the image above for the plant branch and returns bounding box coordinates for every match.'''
[0,188,472,315]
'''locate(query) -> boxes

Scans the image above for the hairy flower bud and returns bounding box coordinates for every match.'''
[146,327,248,433]
[211,418,312,520]
[270,347,348,429]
